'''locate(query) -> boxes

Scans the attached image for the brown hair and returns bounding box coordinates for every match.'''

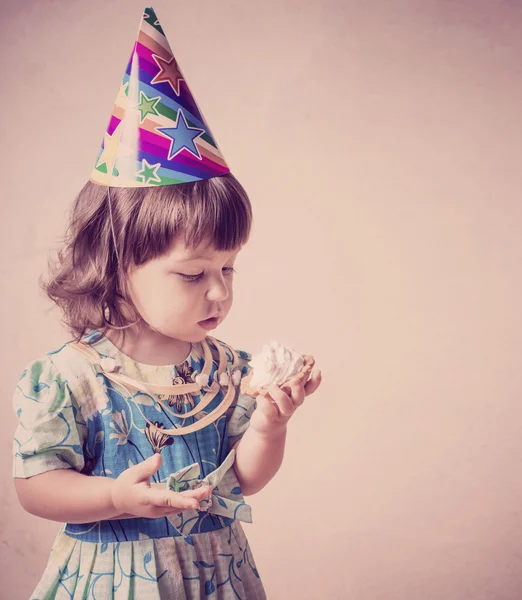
[41,173,253,341]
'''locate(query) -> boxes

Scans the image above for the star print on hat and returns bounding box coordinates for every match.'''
[90,7,230,187]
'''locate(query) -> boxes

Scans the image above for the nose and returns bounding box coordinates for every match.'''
[205,273,230,303]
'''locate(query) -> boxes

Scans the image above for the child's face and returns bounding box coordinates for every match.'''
[126,237,240,342]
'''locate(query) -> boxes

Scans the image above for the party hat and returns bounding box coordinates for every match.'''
[90,7,230,187]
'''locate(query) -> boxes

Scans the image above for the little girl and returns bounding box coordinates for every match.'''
[12,7,321,600]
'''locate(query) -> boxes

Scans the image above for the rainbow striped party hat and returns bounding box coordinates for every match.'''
[90,7,230,187]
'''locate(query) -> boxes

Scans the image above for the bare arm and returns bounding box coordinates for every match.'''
[233,371,322,496]
[233,425,287,497]
[13,454,213,524]
[14,469,121,524]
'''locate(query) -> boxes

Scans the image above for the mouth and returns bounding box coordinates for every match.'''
[198,316,220,330]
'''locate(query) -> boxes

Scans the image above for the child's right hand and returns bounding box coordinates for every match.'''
[110,453,213,519]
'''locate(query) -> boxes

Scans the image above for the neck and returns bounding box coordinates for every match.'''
[106,324,195,366]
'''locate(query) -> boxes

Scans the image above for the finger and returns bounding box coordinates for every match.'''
[181,486,214,499]
[148,496,211,518]
[266,384,294,417]
[142,488,213,518]
[147,487,200,510]
[282,377,305,407]
[304,370,322,396]
[123,454,161,485]
[255,393,281,418]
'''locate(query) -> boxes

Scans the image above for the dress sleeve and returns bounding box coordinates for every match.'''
[226,348,258,454]
[12,355,87,478]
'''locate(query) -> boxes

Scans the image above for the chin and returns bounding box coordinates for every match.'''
[156,320,222,342]
[145,325,196,343]
[179,327,211,342]
[184,327,204,338]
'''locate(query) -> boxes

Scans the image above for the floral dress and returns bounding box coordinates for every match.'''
[12,330,267,599]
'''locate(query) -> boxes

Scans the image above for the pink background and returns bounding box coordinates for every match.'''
[2,1,522,598]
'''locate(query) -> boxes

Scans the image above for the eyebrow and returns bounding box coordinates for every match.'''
[173,250,240,262]
[174,255,209,262]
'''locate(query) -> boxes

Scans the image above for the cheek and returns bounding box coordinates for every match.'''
[224,288,234,311]
[129,284,158,318]
[128,271,176,316]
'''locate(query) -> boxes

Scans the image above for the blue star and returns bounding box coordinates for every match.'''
[157,110,205,161]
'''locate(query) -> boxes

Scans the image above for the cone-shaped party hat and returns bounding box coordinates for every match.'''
[90,7,230,187]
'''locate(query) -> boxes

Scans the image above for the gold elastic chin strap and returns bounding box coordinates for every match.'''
[68,335,241,436]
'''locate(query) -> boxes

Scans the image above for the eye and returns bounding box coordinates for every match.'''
[178,267,236,283]
[179,272,204,282]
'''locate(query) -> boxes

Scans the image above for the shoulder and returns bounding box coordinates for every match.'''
[13,346,89,478]
[14,336,90,400]
[13,349,73,418]
[16,340,70,385]
[16,353,59,392]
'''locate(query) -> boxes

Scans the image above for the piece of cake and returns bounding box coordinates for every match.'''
[240,340,315,397]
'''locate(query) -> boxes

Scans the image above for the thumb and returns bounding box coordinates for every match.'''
[128,453,162,483]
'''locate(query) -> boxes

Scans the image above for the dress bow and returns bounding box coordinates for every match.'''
[164,448,252,539]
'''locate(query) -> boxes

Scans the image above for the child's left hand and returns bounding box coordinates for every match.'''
[249,370,323,438]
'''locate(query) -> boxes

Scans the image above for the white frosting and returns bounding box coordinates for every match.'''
[248,341,304,389]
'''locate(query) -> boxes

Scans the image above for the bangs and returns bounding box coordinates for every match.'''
[125,173,252,267]
[42,173,253,340]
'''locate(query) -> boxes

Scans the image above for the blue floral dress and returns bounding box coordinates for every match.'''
[12,330,267,599]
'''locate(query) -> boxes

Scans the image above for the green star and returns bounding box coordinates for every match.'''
[137,91,161,123]
[136,159,161,184]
